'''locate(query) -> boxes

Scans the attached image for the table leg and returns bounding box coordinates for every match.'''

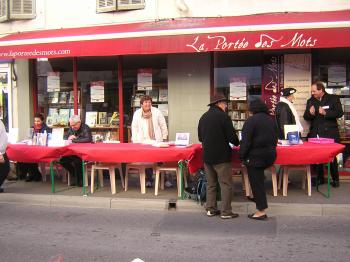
[178,161,184,200]
[316,163,331,198]
[50,161,55,193]
[82,160,86,196]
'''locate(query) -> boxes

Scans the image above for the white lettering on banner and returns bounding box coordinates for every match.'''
[280,33,317,48]
[208,35,248,50]
[254,34,283,48]
[185,32,318,52]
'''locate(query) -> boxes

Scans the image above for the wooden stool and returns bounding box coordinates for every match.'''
[233,165,278,197]
[154,163,188,197]
[125,163,155,194]
[281,165,311,196]
[91,163,124,195]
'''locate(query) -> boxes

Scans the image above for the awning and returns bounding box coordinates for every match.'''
[1,10,350,59]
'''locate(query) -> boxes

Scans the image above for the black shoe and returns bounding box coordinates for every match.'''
[246,196,256,203]
[331,181,340,188]
[220,212,239,219]
[206,209,221,217]
[25,174,33,182]
[248,213,268,221]
[0,188,4,193]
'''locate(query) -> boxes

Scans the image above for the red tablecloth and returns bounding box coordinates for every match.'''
[275,142,344,165]
[6,144,68,163]
[186,142,345,173]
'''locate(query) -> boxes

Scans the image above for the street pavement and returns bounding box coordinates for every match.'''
[1,203,350,262]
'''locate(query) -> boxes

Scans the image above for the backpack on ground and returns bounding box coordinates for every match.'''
[184,168,207,205]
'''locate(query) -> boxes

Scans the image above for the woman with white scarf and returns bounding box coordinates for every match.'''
[275,88,304,140]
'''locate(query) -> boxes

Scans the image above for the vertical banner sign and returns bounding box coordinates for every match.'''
[262,55,284,115]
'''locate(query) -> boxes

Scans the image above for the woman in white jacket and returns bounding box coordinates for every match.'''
[131,95,168,186]
[0,120,10,193]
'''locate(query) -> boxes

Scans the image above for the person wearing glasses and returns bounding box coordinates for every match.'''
[60,115,92,187]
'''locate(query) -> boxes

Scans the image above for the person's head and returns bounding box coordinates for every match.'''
[69,115,81,131]
[282,88,297,102]
[311,81,326,100]
[208,93,228,111]
[34,113,44,128]
[140,95,152,112]
[248,99,268,114]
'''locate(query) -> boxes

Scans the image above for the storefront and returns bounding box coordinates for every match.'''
[0,10,349,144]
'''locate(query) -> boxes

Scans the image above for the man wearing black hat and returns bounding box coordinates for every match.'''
[304,81,343,187]
[198,93,240,219]
[275,87,304,139]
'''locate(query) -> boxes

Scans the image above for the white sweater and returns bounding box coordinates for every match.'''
[131,107,168,143]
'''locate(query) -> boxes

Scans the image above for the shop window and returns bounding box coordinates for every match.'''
[96,0,145,13]
[77,56,119,142]
[36,58,73,129]
[214,51,263,137]
[312,48,350,142]
[123,54,168,140]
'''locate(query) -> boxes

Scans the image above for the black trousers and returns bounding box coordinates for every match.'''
[0,153,10,187]
[313,157,339,183]
[60,155,83,185]
[246,165,268,211]
[17,162,41,179]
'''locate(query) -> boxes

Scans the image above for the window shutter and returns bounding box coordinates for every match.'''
[0,0,8,22]
[96,0,117,13]
[9,0,35,19]
[117,0,145,10]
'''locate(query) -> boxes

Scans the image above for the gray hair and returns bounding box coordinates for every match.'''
[69,115,81,124]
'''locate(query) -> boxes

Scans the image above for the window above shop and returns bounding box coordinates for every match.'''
[0,0,36,22]
[96,0,145,13]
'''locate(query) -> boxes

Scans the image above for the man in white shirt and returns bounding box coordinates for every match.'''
[131,95,168,187]
[0,120,10,193]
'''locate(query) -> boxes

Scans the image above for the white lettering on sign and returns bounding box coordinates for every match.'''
[208,35,249,50]
[186,36,208,52]
[255,34,283,48]
[280,32,317,48]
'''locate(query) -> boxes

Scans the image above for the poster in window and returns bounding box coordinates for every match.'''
[47,72,60,92]
[90,81,105,103]
[229,77,247,100]
[137,68,152,90]
[328,65,346,87]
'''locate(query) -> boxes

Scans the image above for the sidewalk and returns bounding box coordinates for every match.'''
[1,172,350,217]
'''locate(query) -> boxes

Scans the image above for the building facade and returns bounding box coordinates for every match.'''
[0,0,350,144]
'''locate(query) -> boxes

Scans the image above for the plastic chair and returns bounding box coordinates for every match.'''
[280,165,311,196]
[154,162,188,197]
[90,163,124,195]
[125,163,155,194]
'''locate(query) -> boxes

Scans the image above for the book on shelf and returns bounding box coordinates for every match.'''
[59,92,69,104]
[98,112,107,125]
[48,92,59,104]
[147,89,159,102]
[85,111,98,127]
[68,90,80,103]
[48,108,58,116]
[69,109,81,118]
[58,108,70,126]
[158,88,168,102]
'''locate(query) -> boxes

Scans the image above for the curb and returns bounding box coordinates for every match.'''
[1,193,350,217]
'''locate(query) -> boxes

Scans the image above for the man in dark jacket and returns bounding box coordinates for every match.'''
[60,115,92,187]
[198,93,240,219]
[303,81,343,187]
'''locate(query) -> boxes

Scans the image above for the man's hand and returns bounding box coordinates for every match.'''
[68,135,76,141]
[318,107,326,116]
[309,105,315,115]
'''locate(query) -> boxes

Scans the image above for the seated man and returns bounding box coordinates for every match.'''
[60,115,92,187]
[17,113,52,182]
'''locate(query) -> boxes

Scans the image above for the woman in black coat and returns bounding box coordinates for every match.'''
[239,99,278,220]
